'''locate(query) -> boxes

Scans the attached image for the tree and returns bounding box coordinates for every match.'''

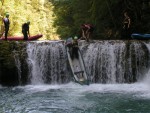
[52,0,150,39]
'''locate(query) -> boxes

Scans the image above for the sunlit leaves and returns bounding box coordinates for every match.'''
[0,0,58,40]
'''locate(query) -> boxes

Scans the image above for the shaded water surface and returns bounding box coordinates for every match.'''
[0,83,150,113]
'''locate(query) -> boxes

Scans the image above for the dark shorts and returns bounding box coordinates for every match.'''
[23,32,28,40]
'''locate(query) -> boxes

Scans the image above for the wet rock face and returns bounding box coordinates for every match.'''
[0,40,150,86]
[0,42,22,86]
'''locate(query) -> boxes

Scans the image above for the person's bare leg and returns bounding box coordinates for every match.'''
[83,30,88,41]
[82,29,86,40]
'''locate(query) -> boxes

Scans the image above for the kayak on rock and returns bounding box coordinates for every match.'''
[131,33,150,40]
[0,34,43,41]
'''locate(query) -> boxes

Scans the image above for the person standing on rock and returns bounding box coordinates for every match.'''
[22,21,30,40]
[3,13,10,40]
[123,11,131,39]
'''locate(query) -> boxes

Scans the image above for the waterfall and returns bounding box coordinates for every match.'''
[142,42,150,83]
[10,40,150,85]
[80,40,149,83]
[26,41,68,84]
[82,41,126,83]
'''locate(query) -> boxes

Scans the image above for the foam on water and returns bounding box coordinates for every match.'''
[1,82,150,113]
[14,81,150,99]
[15,84,62,93]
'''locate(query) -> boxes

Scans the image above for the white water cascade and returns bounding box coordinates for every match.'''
[22,40,150,85]
[80,40,149,83]
[82,41,126,83]
[142,42,150,84]
[26,41,67,84]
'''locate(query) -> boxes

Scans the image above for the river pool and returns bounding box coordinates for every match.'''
[0,82,150,113]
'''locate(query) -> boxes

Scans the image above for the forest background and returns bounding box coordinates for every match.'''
[0,0,150,40]
[52,0,150,40]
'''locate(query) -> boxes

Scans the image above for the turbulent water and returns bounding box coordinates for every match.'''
[0,82,150,113]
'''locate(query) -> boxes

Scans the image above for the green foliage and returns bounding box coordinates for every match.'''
[1,0,149,40]
[52,0,90,38]
[0,0,58,40]
[52,0,150,39]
